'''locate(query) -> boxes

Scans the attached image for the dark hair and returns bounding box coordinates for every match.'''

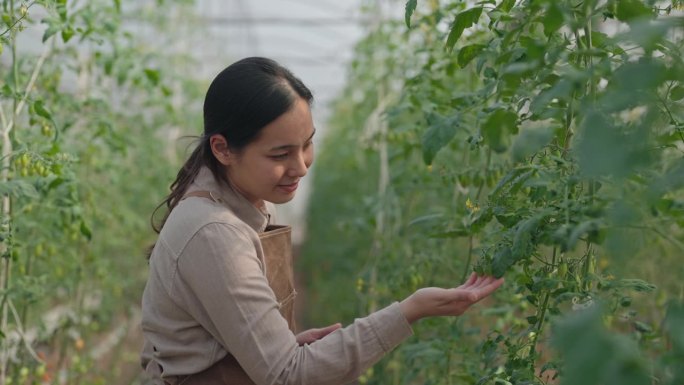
[151,57,313,233]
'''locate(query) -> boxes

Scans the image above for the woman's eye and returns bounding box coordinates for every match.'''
[270,153,288,160]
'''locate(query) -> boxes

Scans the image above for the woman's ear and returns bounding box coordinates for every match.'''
[209,134,233,166]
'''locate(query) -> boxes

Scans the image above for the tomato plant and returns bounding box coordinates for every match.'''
[300,1,684,384]
[0,0,205,383]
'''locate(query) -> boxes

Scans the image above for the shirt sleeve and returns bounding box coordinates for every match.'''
[175,222,413,385]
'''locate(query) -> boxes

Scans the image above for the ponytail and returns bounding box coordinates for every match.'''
[150,140,208,234]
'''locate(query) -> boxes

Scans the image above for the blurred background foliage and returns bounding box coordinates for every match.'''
[299,0,684,384]
[0,0,205,383]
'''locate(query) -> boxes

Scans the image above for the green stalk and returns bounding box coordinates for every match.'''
[536,248,556,334]
[582,244,594,292]
[0,1,17,381]
[461,235,473,282]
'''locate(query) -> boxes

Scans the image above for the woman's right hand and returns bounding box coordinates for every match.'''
[399,273,504,324]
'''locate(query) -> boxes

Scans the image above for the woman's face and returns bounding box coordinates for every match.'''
[221,97,315,207]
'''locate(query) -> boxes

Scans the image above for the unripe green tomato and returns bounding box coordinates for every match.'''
[41,123,52,137]
[558,262,568,280]
[410,275,419,290]
[34,243,44,256]
[19,367,28,378]
[588,255,596,275]
[20,167,28,177]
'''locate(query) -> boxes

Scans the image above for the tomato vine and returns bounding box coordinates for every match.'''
[301,1,684,384]
[0,0,206,382]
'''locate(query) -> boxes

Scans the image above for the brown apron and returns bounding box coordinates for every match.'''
[150,191,297,385]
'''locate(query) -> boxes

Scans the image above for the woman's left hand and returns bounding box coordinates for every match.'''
[295,323,342,345]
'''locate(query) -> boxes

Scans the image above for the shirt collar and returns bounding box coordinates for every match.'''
[188,166,270,233]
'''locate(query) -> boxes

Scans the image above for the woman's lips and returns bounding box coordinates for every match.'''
[278,181,299,193]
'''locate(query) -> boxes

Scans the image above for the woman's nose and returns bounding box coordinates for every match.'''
[288,151,310,177]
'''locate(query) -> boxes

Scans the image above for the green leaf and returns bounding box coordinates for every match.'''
[617,19,674,52]
[61,26,74,43]
[405,0,418,28]
[491,246,514,278]
[421,115,458,165]
[542,2,563,37]
[670,85,684,101]
[551,306,614,385]
[611,60,667,92]
[603,279,656,292]
[491,167,534,198]
[566,220,600,251]
[407,213,443,227]
[633,321,652,333]
[144,68,161,86]
[33,100,52,121]
[457,44,486,68]
[482,109,518,153]
[512,215,542,260]
[57,0,68,21]
[615,0,652,23]
[445,7,483,52]
[511,127,554,163]
[0,180,39,199]
[574,111,651,177]
[42,21,61,43]
[497,0,515,13]
[530,79,573,114]
[664,300,684,353]
[80,221,92,241]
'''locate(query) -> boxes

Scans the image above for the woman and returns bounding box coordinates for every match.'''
[141,57,504,385]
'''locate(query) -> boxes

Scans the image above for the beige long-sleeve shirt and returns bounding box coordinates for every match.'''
[140,167,413,384]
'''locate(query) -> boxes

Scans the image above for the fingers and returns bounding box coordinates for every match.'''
[322,323,343,334]
[458,273,496,290]
[472,277,504,302]
[455,275,504,303]
[313,323,342,339]
[474,275,496,289]
[296,323,342,345]
[464,272,477,286]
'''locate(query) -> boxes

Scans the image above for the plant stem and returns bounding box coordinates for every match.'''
[535,248,556,334]
[0,2,17,380]
[461,235,473,282]
[0,14,51,379]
